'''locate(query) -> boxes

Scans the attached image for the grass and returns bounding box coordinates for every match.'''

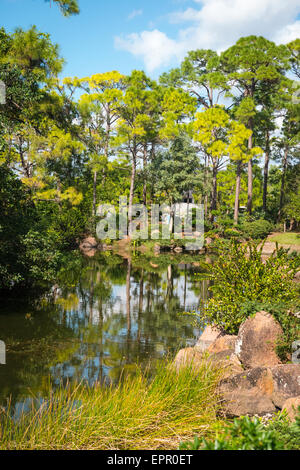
[0,358,223,450]
[269,232,300,245]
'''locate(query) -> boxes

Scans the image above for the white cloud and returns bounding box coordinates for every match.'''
[128,9,143,21]
[115,0,300,72]
[115,29,184,72]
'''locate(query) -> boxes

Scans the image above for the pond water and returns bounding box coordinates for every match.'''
[0,251,212,409]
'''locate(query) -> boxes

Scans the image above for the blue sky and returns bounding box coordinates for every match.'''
[1,0,299,80]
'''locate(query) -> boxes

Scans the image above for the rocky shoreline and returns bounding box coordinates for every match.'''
[174,311,300,421]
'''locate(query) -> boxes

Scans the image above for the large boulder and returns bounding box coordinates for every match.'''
[281,396,300,422]
[293,271,300,281]
[208,335,237,354]
[173,347,204,372]
[195,325,223,352]
[221,393,276,418]
[219,364,300,417]
[269,364,300,408]
[173,346,243,379]
[219,367,276,417]
[235,311,283,369]
[207,350,243,379]
[79,236,99,257]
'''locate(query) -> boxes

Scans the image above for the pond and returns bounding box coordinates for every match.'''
[0,251,212,410]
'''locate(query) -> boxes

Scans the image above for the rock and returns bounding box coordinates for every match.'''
[219,367,276,417]
[235,311,283,369]
[281,396,300,421]
[294,271,300,281]
[173,346,242,380]
[79,236,99,257]
[80,236,98,248]
[208,335,237,354]
[221,392,276,418]
[173,246,183,253]
[259,242,277,255]
[173,347,204,372]
[269,364,300,408]
[208,350,243,379]
[219,364,300,417]
[195,325,223,352]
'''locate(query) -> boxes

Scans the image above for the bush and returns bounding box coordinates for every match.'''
[49,206,88,249]
[179,413,300,450]
[202,240,300,337]
[241,219,273,240]
[21,230,65,285]
[267,408,300,450]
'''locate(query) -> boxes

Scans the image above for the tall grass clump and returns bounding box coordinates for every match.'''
[0,359,223,450]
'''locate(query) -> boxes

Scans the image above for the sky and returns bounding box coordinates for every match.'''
[0,0,299,80]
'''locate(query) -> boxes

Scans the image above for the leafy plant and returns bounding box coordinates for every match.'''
[202,240,299,336]
[179,416,285,450]
[241,219,274,240]
[266,408,300,450]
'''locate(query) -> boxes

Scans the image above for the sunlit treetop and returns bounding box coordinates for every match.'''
[45,0,80,16]
[5,26,64,79]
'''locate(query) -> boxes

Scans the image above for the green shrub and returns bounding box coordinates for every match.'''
[179,415,289,450]
[267,408,300,450]
[49,206,88,249]
[202,240,299,336]
[241,219,273,240]
[223,227,242,239]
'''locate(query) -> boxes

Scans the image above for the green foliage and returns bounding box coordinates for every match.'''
[0,166,72,291]
[180,416,285,450]
[202,240,299,335]
[241,218,274,240]
[267,409,300,450]
[150,133,202,203]
[21,230,64,284]
[0,166,34,289]
[47,205,88,249]
[45,0,79,16]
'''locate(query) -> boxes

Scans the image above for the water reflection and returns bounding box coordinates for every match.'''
[0,252,211,407]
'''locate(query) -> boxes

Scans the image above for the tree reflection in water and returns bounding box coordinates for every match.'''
[0,252,212,409]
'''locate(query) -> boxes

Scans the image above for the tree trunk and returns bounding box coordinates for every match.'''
[143,145,147,206]
[277,145,288,222]
[263,130,270,213]
[210,161,218,222]
[234,161,242,224]
[93,170,97,221]
[128,150,136,227]
[247,129,253,214]
[204,153,208,218]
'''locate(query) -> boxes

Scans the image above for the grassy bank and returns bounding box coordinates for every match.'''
[268,232,300,246]
[0,359,223,450]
